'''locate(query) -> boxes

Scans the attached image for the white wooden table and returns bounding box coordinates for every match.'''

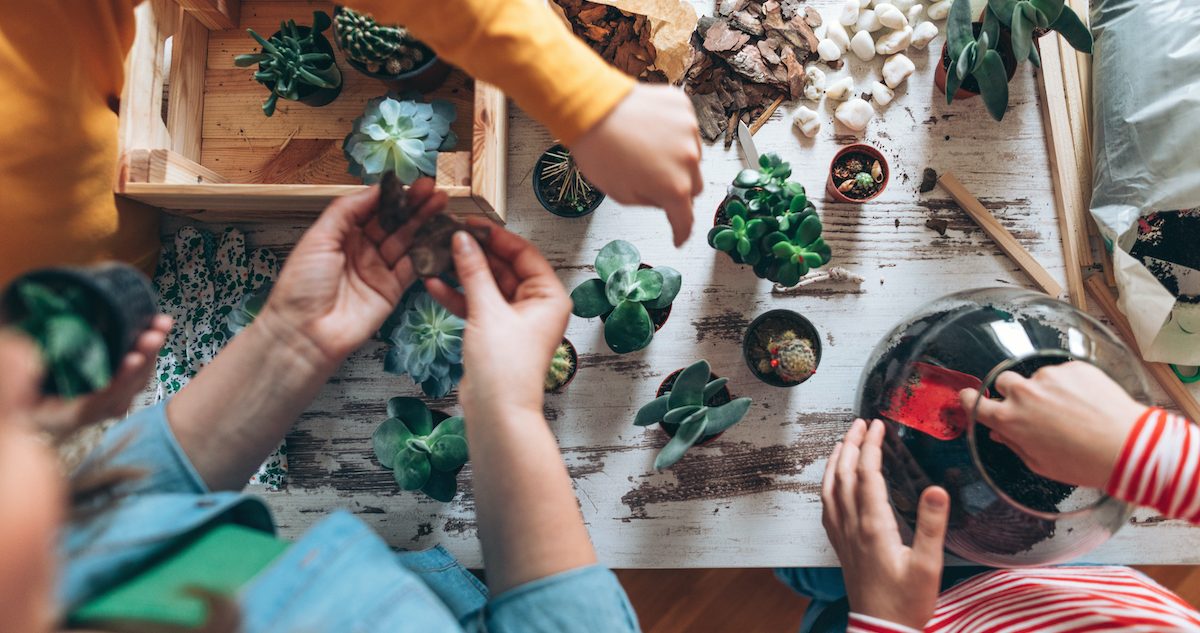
[165,0,1200,567]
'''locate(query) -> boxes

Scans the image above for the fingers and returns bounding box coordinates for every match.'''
[378,189,446,267]
[363,179,436,243]
[856,420,897,542]
[424,278,467,318]
[821,440,844,532]
[993,371,1026,398]
[0,332,42,413]
[911,486,950,566]
[835,419,869,529]
[961,387,1005,431]
[315,185,381,237]
[451,231,505,311]
[664,199,695,248]
[465,219,557,282]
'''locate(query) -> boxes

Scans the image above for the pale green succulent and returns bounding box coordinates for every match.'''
[343,96,457,185]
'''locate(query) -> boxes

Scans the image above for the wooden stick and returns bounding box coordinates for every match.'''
[1085,276,1200,422]
[749,96,785,135]
[938,173,1066,299]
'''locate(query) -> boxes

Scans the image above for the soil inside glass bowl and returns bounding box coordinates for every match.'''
[831,152,885,200]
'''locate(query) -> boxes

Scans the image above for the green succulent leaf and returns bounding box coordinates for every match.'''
[776,261,803,287]
[596,240,641,281]
[956,42,977,86]
[669,360,711,409]
[1028,43,1041,66]
[1011,5,1034,66]
[386,397,430,434]
[604,300,654,354]
[736,236,752,257]
[976,49,1011,121]
[734,169,762,188]
[428,416,465,441]
[746,218,769,240]
[797,215,823,245]
[771,241,795,260]
[393,448,432,491]
[946,0,976,60]
[570,279,612,318]
[605,266,637,305]
[430,435,469,471]
[945,64,966,103]
[705,397,753,435]
[712,228,738,251]
[654,412,708,470]
[629,268,665,302]
[988,0,1019,22]
[664,404,703,427]
[646,266,681,310]
[702,377,729,401]
[726,199,748,218]
[1051,7,1092,53]
[373,417,415,469]
[421,469,459,502]
[635,394,671,426]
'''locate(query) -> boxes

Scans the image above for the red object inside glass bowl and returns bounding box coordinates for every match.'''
[881,362,983,440]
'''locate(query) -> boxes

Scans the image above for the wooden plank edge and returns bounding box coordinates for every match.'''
[176,0,240,30]
[471,81,508,224]
[119,182,473,213]
[167,12,209,161]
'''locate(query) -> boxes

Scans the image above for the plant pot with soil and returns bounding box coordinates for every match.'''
[570,240,681,354]
[0,263,157,397]
[372,396,468,502]
[634,360,753,470]
[533,144,605,218]
[708,153,833,287]
[233,11,343,117]
[545,338,579,392]
[827,144,889,203]
[743,309,822,387]
[333,6,451,93]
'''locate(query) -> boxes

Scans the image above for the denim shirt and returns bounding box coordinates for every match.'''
[60,403,640,632]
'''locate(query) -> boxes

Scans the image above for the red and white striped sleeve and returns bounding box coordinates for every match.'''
[848,613,921,633]
[1107,407,1200,524]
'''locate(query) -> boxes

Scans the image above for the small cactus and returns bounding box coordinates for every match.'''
[334,7,428,75]
[760,330,817,383]
[545,342,575,391]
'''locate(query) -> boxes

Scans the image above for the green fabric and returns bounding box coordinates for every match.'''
[71,523,289,629]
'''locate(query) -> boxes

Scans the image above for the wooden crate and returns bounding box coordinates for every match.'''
[115,0,507,222]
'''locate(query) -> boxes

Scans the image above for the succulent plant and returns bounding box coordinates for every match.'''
[759,331,818,383]
[569,240,682,354]
[233,11,341,117]
[545,342,575,391]
[373,396,468,502]
[634,360,753,470]
[708,153,832,287]
[334,7,430,75]
[11,281,111,398]
[383,288,464,398]
[344,97,457,185]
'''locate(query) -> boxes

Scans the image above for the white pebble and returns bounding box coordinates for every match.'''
[889,0,915,11]
[882,53,916,88]
[817,39,843,62]
[840,0,861,25]
[870,81,895,106]
[858,0,871,7]
[826,76,856,101]
[874,3,909,29]
[803,66,827,101]
[875,26,912,55]
[835,97,874,132]
[855,9,883,32]
[911,21,939,49]
[906,4,924,25]
[793,106,822,137]
[927,0,952,21]
[827,20,851,52]
[850,30,876,61]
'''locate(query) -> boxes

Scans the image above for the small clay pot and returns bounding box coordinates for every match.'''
[655,368,733,445]
[934,22,1019,102]
[598,263,673,332]
[742,309,823,388]
[268,26,343,107]
[333,6,449,93]
[546,338,580,392]
[827,144,889,203]
[533,144,605,218]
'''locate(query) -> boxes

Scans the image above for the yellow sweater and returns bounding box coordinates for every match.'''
[0,1,632,287]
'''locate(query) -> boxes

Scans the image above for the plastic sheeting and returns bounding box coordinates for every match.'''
[1090,0,1200,363]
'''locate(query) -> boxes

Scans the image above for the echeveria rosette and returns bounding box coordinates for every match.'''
[633,360,753,470]
[570,240,681,354]
[763,215,832,287]
[372,396,468,502]
[344,97,457,184]
[384,289,464,398]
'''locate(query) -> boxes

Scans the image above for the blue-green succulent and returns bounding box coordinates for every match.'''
[373,396,468,502]
[569,240,681,354]
[634,360,753,470]
[344,96,457,185]
[383,288,464,398]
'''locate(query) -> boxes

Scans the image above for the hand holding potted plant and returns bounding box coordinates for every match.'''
[234,11,343,117]
[634,360,753,470]
[372,396,468,502]
[570,240,681,354]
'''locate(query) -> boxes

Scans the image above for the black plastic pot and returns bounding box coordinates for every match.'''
[598,264,672,332]
[267,26,343,108]
[546,338,579,392]
[655,368,732,445]
[333,6,450,93]
[1,263,157,393]
[742,309,823,388]
[533,144,605,218]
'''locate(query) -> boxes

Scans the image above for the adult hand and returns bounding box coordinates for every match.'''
[259,178,444,367]
[822,419,949,630]
[425,224,571,421]
[570,84,703,247]
[960,361,1147,489]
[29,314,171,439]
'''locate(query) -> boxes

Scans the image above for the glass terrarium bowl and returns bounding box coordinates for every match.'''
[856,288,1150,567]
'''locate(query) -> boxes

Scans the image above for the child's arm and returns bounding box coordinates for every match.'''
[1108,408,1200,524]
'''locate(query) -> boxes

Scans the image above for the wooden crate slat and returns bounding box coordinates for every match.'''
[123,149,229,185]
[167,12,210,160]
[120,0,173,153]
[123,182,471,211]
[201,137,359,184]
[470,82,507,222]
[177,0,240,30]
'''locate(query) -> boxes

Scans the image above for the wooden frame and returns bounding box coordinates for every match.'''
[115,0,508,222]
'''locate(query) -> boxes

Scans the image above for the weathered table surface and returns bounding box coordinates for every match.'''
[163,0,1200,567]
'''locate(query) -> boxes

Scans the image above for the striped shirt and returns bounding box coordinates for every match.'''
[850,408,1200,632]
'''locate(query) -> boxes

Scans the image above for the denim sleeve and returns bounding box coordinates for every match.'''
[471,565,640,633]
[75,400,210,496]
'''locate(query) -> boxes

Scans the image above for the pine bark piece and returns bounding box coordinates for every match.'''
[410,215,493,279]
[703,19,751,52]
[378,172,418,233]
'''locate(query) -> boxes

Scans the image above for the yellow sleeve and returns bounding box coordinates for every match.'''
[350,0,635,145]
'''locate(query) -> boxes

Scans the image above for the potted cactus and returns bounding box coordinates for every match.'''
[344,96,457,185]
[570,240,681,354]
[827,144,889,203]
[373,396,468,502]
[545,338,579,392]
[382,286,464,398]
[1,264,156,397]
[333,6,450,92]
[743,309,823,387]
[533,144,605,218]
[634,360,753,470]
[709,154,833,287]
[233,11,343,117]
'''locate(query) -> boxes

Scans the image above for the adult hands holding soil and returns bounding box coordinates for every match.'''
[960,361,1148,490]
[570,84,703,248]
[822,419,949,630]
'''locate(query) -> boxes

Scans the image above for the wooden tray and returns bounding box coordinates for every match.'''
[115,0,507,222]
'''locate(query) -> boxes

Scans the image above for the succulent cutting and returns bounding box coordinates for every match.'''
[383,288,464,398]
[634,360,752,470]
[344,96,457,185]
[373,396,468,502]
[9,281,111,398]
[233,11,342,117]
[334,7,431,76]
[570,240,682,354]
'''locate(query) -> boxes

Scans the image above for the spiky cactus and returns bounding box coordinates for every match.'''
[760,331,817,383]
[545,342,575,391]
[334,7,428,75]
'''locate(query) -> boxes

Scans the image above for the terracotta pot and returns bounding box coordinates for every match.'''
[826,144,889,203]
[742,309,823,388]
[655,368,733,445]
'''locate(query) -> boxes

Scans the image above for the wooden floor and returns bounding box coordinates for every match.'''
[615,566,1200,632]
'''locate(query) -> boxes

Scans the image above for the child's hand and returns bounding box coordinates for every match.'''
[822,419,948,630]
